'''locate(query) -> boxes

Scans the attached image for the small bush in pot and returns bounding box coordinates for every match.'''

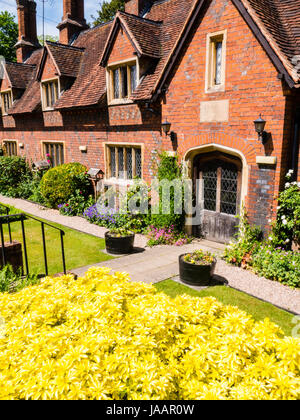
[179,249,216,286]
[105,227,135,255]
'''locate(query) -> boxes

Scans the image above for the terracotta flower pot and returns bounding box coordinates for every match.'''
[105,232,135,255]
[179,254,217,286]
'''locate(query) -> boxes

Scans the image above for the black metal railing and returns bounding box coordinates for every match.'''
[0,203,66,276]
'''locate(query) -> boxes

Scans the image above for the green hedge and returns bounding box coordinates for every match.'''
[0,156,31,198]
[40,162,90,208]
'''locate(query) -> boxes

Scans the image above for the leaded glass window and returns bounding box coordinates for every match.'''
[107,146,142,179]
[42,80,59,109]
[221,166,238,215]
[1,91,12,114]
[43,142,64,167]
[200,160,240,216]
[110,63,138,101]
[113,69,120,99]
[135,148,142,178]
[126,148,133,179]
[202,166,217,212]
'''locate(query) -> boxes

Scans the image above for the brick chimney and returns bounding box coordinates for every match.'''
[124,0,152,16]
[15,0,41,63]
[57,0,88,45]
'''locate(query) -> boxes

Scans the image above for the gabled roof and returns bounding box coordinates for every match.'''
[54,22,112,110]
[37,42,85,80]
[100,11,162,65]
[8,49,43,115]
[5,0,300,115]
[2,62,36,90]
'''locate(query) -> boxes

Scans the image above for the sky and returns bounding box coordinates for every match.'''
[0,0,102,37]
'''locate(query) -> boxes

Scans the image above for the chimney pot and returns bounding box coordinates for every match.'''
[15,0,40,63]
[124,0,152,16]
[58,0,88,45]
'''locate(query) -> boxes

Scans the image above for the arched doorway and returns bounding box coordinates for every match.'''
[192,151,243,243]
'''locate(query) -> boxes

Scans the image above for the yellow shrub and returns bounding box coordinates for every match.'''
[0,267,299,400]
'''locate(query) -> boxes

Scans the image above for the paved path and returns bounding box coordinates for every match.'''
[1,195,299,315]
[72,244,300,315]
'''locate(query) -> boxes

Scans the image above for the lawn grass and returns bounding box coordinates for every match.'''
[155,280,296,337]
[0,203,113,276]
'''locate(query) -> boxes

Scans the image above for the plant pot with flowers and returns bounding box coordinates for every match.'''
[179,249,217,286]
[105,227,135,255]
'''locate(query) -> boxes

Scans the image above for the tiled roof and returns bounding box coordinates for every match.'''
[131,0,195,100]
[241,0,300,83]
[45,42,85,78]
[4,62,36,90]
[6,0,300,114]
[55,22,112,110]
[9,49,43,115]
[101,11,162,64]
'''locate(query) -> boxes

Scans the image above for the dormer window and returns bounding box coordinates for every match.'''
[107,60,138,104]
[41,79,60,111]
[1,90,13,115]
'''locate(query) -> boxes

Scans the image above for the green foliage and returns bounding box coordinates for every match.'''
[0,265,39,293]
[0,11,18,62]
[37,34,59,46]
[92,0,125,25]
[251,245,300,288]
[270,172,300,248]
[223,206,262,266]
[58,191,95,216]
[0,156,31,198]
[150,152,185,231]
[40,163,91,208]
[223,205,299,288]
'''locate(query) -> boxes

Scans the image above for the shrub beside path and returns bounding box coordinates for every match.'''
[1,195,299,315]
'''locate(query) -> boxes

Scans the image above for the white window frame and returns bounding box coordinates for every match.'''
[106,58,139,105]
[1,89,13,115]
[41,77,60,111]
[205,30,227,93]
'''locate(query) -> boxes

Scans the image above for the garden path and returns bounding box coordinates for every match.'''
[1,195,299,315]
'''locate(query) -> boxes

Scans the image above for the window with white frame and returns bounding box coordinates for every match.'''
[108,61,138,103]
[206,31,226,92]
[1,90,13,115]
[107,145,142,179]
[43,142,64,167]
[41,79,59,110]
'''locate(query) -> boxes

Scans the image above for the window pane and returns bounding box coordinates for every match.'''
[110,147,116,177]
[126,148,132,179]
[130,65,137,93]
[118,147,124,178]
[220,165,238,215]
[46,85,50,107]
[113,69,120,99]
[215,41,222,85]
[121,67,128,98]
[202,166,217,211]
[135,148,142,178]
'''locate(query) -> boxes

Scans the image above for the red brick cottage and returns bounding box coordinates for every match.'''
[0,0,300,242]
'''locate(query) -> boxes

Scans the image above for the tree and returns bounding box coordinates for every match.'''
[38,35,59,46]
[92,0,125,26]
[0,11,18,62]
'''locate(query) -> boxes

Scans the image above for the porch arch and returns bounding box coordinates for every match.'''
[183,143,249,204]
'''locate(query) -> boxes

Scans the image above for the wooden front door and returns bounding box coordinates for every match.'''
[194,153,242,243]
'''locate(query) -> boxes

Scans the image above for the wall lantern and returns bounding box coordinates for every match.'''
[161,119,176,143]
[254,114,268,144]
